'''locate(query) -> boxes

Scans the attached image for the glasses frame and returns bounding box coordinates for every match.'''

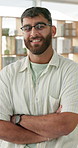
[20,22,52,32]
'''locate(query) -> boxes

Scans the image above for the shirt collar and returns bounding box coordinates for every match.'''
[19,56,30,72]
[19,50,60,72]
[48,50,59,68]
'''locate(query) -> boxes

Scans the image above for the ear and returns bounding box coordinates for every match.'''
[52,25,56,37]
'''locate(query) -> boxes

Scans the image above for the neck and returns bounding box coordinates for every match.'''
[28,47,53,64]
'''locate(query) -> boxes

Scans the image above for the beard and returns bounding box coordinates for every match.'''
[24,32,52,55]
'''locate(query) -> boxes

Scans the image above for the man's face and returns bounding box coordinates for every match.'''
[22,15,52,55]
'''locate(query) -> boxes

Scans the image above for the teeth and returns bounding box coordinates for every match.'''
[32,40,40,42]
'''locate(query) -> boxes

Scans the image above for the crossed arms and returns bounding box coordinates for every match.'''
[0,110,78,144]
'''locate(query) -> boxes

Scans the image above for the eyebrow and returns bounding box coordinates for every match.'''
[35,22,47,25]
[22,22,47,27]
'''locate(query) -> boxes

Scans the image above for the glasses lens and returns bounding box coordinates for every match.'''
[35,24,46,30]
[22,25,32,32]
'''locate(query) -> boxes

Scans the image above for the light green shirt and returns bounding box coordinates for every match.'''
[0,50,78,148]
[30,61,48,83]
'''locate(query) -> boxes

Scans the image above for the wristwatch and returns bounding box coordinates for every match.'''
[15,115,22,124]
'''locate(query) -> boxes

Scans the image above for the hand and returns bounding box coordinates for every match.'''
[10,115,17,124]
[56,105,62,113]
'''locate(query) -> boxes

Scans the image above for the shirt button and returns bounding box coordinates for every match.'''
[36,98,38,101]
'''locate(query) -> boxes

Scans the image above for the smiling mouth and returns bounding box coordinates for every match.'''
[30,38,42,43]
[32,39,41,43]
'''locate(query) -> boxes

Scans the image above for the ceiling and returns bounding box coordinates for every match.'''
[0,0,78,20]
[0,0,31,7]
[42,0,78,4]
[0,0,78,8]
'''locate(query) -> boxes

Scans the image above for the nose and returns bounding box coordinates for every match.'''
[30,27,38,37]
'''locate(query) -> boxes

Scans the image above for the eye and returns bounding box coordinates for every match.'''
[23,25,32,32]
[36,24,45,30]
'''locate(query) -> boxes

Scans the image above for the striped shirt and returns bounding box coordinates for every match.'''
[0,50,78,148]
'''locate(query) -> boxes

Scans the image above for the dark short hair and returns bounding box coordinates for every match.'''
[21,7,52,25]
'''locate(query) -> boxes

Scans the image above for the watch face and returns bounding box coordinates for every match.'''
[15,115,20,124]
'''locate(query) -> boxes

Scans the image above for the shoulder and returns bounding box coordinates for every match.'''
[52,50,78,71]
[57,54,78,80]
[58,54,78,70]
[0,57,27,78]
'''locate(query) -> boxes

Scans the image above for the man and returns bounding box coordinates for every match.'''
[0,7,78,148]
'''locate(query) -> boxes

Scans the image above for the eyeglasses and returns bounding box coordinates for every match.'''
[20,22,51,32]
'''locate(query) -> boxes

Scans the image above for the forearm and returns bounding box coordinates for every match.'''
[19,112,78,139]
[0,120,47,144]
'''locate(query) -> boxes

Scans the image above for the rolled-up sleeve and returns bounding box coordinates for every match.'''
[0,68,13,121]
[60,62,78,113]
